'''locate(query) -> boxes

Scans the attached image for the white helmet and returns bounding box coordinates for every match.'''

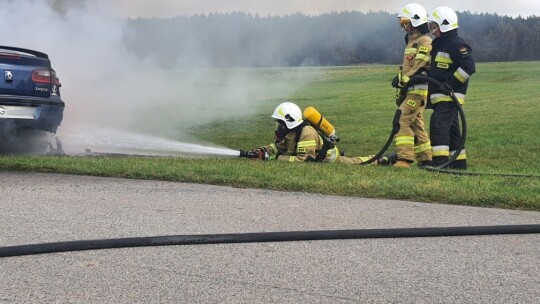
[429,6,459,33]
[271,102,303,129]
[397,3,428,28]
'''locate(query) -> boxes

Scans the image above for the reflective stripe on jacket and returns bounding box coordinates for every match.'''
[262,125,338,163]
[402,31,432,98]
[429,30,476,105]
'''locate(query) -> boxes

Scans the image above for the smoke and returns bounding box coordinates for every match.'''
[0,0,309,154]
[1,0,144,130]
[113,0,538,19]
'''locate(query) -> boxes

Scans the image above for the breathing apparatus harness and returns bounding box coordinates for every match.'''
[240,120,329,161]
[302,107,341,162]
[270,120,312,159]
[314,131,337,162]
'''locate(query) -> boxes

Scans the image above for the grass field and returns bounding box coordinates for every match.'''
[1,62,539,210]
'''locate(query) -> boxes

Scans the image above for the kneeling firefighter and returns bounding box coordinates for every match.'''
[241,102,396,165]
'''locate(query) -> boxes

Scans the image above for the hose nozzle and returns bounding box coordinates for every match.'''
[239,150,260,159]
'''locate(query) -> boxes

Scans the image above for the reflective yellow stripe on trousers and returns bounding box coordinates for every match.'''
[432,145,450,157]
[415,141,431,154]
[395,136,414,146]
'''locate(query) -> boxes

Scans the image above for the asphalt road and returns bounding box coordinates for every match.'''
[1,171,539,303]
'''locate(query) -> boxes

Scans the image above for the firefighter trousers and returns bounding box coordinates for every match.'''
[336,154,376,165]
[394,94,431,164]
[430,102,466,169]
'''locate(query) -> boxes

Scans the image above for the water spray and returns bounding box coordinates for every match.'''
[59,125,241,158]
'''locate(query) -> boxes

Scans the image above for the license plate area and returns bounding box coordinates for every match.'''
[0,105,38,119]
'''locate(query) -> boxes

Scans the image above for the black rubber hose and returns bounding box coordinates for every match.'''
[359,109,402,165]
[1,224,539,258]
[359,75,465,168]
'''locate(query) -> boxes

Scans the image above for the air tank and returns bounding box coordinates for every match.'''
[303,106,338,141]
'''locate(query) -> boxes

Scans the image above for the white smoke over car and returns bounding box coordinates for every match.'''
[0,0,307,155]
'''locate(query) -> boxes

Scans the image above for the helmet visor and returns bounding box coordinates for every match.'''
[429,21,441,35]
[399,18,411,29]
[275,121,288,139]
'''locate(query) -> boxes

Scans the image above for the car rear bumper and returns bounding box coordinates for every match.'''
[0,95,64,133]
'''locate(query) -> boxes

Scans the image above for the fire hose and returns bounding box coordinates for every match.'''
[414,75,467,170]
[239,76,464,168]
[238,77,540,178]
[1,224,539,257]
[357,75,465,168]
[2,80,536,257]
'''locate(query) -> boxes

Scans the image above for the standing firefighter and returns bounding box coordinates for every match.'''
[428,7,475,169]
[244,102,396,165]
[391,3,433,168]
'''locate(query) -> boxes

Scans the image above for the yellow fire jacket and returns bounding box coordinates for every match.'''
[261,125,338,163]
[401,31,432,98]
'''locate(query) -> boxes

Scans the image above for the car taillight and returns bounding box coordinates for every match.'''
[32,69,61,86]
[32,69,51,83]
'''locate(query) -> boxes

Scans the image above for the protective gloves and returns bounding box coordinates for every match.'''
[407,75,421,87]
[391,74,400,88]
[251,148,269,160]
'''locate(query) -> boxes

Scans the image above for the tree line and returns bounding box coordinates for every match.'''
[123,11,540,68]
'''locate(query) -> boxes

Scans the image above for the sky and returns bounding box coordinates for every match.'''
[112,0,539,19]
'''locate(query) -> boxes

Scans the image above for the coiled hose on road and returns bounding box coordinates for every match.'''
[1,224,539,257]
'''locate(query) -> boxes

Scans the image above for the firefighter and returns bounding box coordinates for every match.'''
[249,102,397,165]
[391,3,433,168]
[428,7,476,169]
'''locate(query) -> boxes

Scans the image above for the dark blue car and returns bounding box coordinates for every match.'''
[0,46,65,152]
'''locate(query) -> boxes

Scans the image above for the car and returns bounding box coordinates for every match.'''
[0,45,65,153]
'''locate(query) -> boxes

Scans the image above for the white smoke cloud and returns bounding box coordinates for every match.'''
[1,0,307,154]
[1,0,147,128]
[112,0,539,18]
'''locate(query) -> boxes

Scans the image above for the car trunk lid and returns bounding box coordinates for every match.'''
[0,46,57,98]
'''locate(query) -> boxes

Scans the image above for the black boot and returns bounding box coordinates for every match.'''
[418,160,432,168]
[449,159,467,170]
[431,156,448,168]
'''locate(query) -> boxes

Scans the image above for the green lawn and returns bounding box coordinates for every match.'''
[1,62,539,210]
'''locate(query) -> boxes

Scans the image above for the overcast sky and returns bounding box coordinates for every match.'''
[111,0,539,18]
